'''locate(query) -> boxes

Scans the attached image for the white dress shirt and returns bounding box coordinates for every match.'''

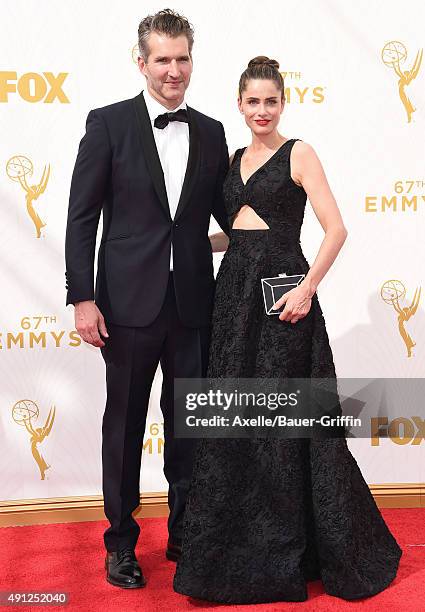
[143,89,189,271]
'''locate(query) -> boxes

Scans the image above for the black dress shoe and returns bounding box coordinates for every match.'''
[166,538,182,562]
[105,548,146,588]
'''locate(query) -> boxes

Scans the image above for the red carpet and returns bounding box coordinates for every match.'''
[0,509,424,611]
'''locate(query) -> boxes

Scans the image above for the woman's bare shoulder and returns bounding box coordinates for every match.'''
[290,140,321,186]
[292,139,316,157]
[292,139,323,164]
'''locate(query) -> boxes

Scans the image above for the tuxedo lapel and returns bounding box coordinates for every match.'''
[174,105,201,221]
[133,91,170,219]
[133,92,201,222]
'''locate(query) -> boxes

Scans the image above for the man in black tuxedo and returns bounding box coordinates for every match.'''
[65,9,230,589]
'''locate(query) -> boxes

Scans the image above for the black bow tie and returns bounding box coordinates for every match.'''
[154,108,189,129]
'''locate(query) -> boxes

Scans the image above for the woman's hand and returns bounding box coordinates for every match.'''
[272,284,313,324]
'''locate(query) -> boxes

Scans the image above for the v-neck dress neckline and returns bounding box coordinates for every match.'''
[238,139,294,187]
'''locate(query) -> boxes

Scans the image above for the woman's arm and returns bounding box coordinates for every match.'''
[209,152,235,253]
[273,142,348,323]
[293,141,348,297]
[210,231,229,252]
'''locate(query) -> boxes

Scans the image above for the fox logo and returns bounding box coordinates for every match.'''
[0,72,69,103]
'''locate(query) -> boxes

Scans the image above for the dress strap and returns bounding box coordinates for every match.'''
[230,148,244,167]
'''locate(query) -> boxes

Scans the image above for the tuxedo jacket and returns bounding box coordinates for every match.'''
[65,90,230,328]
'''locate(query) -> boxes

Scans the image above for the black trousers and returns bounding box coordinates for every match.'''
[100,272,211,552]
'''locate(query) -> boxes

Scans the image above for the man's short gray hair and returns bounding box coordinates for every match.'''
[138,8,195,61]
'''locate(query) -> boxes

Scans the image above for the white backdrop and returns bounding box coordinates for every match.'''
[1,0,424,502]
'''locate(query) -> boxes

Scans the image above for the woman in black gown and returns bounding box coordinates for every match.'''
[173,56,402,604]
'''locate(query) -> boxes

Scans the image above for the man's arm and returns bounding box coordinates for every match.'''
[65,109,111,305]
[211,123,231,236]
[65,109,111,348]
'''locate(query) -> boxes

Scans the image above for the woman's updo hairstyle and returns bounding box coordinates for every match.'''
[238,56,285,101]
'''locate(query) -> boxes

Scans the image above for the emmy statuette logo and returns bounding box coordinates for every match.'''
[381,280,421,358]
[132,44,139,64]
[6,155,50,238]
[12,400,56,480]
[381,41,423,122]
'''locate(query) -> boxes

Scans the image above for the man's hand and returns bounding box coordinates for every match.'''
[74,300,109,348]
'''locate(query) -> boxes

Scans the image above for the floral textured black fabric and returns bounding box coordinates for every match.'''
[173,139,402,604]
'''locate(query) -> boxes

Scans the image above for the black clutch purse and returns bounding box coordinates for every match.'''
[261,272,305,315]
